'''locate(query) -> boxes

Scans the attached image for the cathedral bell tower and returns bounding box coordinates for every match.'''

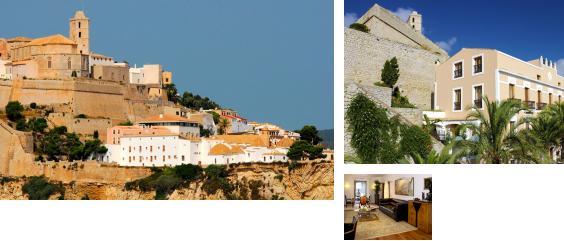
[69,10,90,54]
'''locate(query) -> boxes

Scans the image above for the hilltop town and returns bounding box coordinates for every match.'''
[0,11,333,200]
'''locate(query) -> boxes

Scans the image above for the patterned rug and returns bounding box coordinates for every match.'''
[344,208,417,240]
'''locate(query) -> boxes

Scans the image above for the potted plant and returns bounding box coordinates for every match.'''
[374,180,382,206]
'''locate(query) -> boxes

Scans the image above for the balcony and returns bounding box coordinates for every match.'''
[523,100,535,110]
[508,98,521,103]
[454,101,462,111]
[473,65,483,74]
[537,102,547,110]
[473,99,482,109]
[453,69,463,78]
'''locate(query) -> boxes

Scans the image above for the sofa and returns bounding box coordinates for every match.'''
[378,198,408,222]
[344,216,358,240]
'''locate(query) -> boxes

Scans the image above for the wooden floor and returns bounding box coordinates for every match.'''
[369,230,432,240]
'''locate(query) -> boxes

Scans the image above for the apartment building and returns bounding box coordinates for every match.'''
[433,48,563,137]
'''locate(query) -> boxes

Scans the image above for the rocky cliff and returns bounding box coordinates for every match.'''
[0,161,333,200]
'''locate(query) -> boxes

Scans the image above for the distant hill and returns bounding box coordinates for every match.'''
[318,129,334,149]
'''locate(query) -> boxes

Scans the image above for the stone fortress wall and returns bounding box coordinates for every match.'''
[345,3,449,110]
[0,119,151,184]
[345,28,445,110]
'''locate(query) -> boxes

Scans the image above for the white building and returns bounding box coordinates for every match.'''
[103,131,291,167]
[129,64,162,85]
[0,59,11,80]
[136,114,200,138]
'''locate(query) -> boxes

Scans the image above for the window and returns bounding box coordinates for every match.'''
[473,85,483,109]
[47,57,52,69]
[473,56,483,74]
[79,32,82,38]
[549,93,552,104]
[524,88,529,101]
[537,75,541,81]
[453,89,462,111]
[509,84,515,99]
[78,22,81,28]
[139,146,142,153]
[163,145,166,151]
[67,58,71,69]
[453,61,463,78]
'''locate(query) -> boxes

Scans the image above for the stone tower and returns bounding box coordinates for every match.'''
[69,10,90,54]
[408,11,422,33]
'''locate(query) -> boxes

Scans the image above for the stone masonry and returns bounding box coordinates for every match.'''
[345,28,447,110]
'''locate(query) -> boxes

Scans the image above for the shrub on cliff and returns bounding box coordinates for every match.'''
[202,165,233,195]
[381,57,400,88]
[5,101,24,122]
[175,164,203,181]
[22,176,65,200]
[349,23,370,33]
[400,125,433,160]
[345,93,404,163]
[286,140,326,161]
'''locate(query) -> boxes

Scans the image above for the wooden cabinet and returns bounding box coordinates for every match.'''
[408,201,432,234]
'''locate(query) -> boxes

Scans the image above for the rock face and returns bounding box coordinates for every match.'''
[0,161,334,200]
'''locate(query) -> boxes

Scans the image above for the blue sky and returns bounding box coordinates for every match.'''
[0,0,333,130]
[345,0,564,74]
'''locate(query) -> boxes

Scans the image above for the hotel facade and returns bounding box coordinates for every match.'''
[433,48,563,137]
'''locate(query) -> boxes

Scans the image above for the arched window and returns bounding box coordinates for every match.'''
[47,57,52,69]
[67,58,71,69]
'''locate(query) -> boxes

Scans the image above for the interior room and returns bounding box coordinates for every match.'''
[344,174,432,240]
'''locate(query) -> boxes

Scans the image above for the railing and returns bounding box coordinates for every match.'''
[508,98,521,103]
[473,65,482,73]
[453,69,463,78]
[537,102,547,110]
[454,101,461,111]
[523,100,535,110]
[473,99,482,109]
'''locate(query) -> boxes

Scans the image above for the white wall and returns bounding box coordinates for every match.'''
[376,174,432,201]
[344,174,431,203]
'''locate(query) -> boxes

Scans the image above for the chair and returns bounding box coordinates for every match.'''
[345,195,353,207]
[344,216,358,240]
[358,195,370,208]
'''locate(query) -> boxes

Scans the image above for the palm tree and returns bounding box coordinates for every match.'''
[457,96,540,164]
[411,142,466,164]
[527,102,564,162]
[217,118,230,135]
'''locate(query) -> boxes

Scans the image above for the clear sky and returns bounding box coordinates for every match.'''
[0,0,333,130]
[345,0,564,74]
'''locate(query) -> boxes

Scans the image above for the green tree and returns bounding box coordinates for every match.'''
[458,96,543,164]
[174,164,203,181]
[524,102,564,162]
[400,125,433,160]
[179,91,221,110]
[345,93,403,163]
[286,140,326,161]
[22,176,64,200]
[118,120,134,126]
[349,23,370,33]
[210,111,221,124]
[218,117,230,135]
[163,83,178,103]
[295,125,323,145]
[411,142,466,164]
[381,57,400,88]
[28,118,48,133]
[5,101,24,122]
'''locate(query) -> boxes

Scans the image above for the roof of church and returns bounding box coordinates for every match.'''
[208,143,244,155]
[27,34,76,46]
[209,134,269,147]
[7,36,32,42]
